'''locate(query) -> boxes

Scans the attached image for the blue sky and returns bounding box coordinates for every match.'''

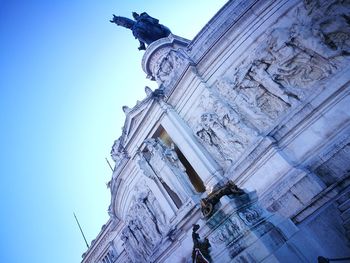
[0,1,226,262]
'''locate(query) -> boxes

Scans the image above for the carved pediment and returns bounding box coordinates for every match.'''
[120,94,156,146]
[124,108,146,137]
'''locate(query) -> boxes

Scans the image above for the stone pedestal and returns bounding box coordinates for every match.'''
[197,192,306,263]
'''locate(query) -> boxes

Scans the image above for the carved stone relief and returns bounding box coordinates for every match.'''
[208,2,342,138]
[138,156,157,181]
[187,2,347,172]
[121,227,143,263]
[238,206,264,226]
[193,91,258,168]
[215,78,282,129]
[214,35,334,129]
[121,186,167,262]
[136,185,168,234]
[110,138,127,164]
[196,112,245,168]
[210,217,243,245]
[154,49,188,85]
[303,0,350,57]
[257,27,335,98]
[140,138,196,204]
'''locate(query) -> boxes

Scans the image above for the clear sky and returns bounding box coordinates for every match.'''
[0,1,227,262]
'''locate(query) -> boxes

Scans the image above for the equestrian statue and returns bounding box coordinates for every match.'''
[110,12,171,50]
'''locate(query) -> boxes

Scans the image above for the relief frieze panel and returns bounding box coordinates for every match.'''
[185,2,348,172]
[120,185,168,263]
[191,91,259,168]
[256,27,336,97]
[214,77,284,130]
[207,1,343,135]
[210,216,244,246]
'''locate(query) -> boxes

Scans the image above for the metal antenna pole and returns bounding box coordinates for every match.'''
[105,157,114,172]
[73,212,89,249]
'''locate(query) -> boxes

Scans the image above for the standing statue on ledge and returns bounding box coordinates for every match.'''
[191,224,212,263]
[110,12,171,50]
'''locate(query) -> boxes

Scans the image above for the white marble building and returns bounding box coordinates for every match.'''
[82,0,350,262]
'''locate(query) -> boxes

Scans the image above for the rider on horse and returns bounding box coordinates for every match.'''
[110,12,171,50]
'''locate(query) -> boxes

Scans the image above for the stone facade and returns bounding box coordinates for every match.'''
[82,0,350,262]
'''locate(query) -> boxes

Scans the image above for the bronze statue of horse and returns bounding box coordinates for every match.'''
[110,12,171,50]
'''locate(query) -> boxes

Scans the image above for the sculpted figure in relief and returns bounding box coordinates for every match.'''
[213,21,335,128]
[196,112,244,166]
[195,91,258,165]
[110,138,127,164]
[208,2,343,135]
[137,188,168,235]
[259,27,334,96]
[303,0,350,57]
[210,217,242,245]
[137,155,157,181]
[195,122,227,168]
[216,22,335,130]
[243,61,293,120]
[132,204,160,245]
[155,49,187,84]
[247,60,298,105]
[121,227,144,263]
[128,219,153,258]
[215,78,275,129]
[143,138,195,202]
[207,92,259,139]
[121,187,168,262]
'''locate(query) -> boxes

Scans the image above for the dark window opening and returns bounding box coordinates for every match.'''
[153,126,206,193]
